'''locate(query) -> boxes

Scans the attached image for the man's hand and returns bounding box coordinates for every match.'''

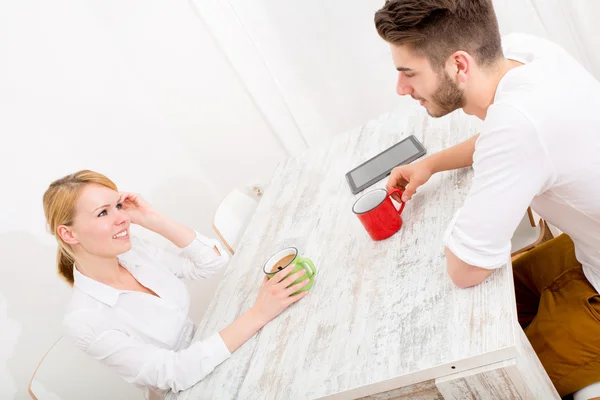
[386,159,434,202]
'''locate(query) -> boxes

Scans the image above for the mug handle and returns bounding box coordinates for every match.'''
[387,189,406,215]
[294,257,316,278]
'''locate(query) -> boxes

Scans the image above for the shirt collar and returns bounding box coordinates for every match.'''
[73,261,133,306]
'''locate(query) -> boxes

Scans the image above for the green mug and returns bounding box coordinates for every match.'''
[263,247,316,295]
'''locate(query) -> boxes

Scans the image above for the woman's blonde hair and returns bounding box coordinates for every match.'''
[43,170,118,286]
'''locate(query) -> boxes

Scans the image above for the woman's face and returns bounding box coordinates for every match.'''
[62,184,132,258]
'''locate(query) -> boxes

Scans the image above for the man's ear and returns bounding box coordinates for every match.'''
[448,50,472,84]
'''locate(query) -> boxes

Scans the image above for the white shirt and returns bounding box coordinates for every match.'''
[444,33,600,292]
[63,231,231,394]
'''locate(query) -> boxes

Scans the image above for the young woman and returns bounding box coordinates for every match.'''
[42,170,310,396]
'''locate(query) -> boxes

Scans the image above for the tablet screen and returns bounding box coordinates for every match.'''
[349,139,421,189]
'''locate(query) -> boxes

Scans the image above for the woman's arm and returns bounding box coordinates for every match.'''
[65,265,310,391]
[119,192,220,255]
[119,192,228,279]
[220,265,310,352]
[65,311,231,393]
[142,211,221,256]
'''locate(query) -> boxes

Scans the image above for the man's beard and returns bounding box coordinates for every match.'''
[427,71,466,118]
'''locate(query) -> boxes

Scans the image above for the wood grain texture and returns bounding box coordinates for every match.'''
[357,379,443,400]
[509,326,560,399]
[435,328,561,400]
[436,359,522,399]
[168,106,520,400]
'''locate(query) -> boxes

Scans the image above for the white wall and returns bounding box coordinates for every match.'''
[493,0,600,79]
[84,0,286,192]
[226,0,407,147]
[200,0,600,148]
[0,0,282,399]
[30,338,143,399]
[196,0,409,148]
[4,0,600,399]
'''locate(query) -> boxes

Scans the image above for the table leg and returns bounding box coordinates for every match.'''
[435,327,559,399]
[355,380,443,400]
[435,359,522,399]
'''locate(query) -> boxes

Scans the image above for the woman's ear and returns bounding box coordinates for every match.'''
[57,225,79,245]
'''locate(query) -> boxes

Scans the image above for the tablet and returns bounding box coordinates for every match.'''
[345,135,427,194]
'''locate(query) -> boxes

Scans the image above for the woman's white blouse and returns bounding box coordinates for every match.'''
[63,232,231,393]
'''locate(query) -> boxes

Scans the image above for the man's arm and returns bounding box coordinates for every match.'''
[425,134,479,174]
[445,247,493,288]
[443,106,551,289]
[387,134,479,202]
[437,134,498,288]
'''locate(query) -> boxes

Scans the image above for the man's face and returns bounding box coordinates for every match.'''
[390,44,465,118]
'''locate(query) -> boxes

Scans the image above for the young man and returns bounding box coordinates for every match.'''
[374,0,600,396]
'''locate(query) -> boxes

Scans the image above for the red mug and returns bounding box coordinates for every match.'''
[352,188,406,241]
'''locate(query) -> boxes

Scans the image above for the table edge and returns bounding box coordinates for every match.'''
[315,345,519,400]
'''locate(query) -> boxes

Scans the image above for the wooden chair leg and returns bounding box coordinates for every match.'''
[511,219,554,260]
[540,220,554,242]
[212,223,235,255]
[527,207,536,227]
[29,337,63,400]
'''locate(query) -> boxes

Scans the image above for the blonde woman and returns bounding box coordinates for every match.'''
[42,170,310,395]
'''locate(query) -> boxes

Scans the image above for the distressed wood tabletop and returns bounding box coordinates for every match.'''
[168,105,521,399]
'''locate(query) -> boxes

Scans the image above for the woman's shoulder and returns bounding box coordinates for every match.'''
[63,290,119,347]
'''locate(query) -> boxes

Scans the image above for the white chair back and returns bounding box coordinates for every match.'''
[212,189,258,254]
[29,337,144,400]
[511,210,542,255]
[574,381,600,400]
[511,208,554,257]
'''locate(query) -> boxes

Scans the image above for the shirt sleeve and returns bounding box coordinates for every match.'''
[132,231,229,280]
[64,311,231,392]
[444,104,555,269]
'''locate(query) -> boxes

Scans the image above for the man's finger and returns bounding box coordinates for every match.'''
[401,184,417,202]
[390,191,402,202]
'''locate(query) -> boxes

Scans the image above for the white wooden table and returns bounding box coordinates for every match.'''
[168,106,559,400]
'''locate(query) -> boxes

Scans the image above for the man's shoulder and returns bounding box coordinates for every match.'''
[480,103,540,150]
[501,33,568,64]
[501,33,547,48]
[485,102,532,124]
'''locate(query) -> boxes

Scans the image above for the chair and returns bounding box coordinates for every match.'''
[574,382,600,400]
[29,337,144,400]
[511,208,554,258]
[212,189,258,254]
[510,212,600,400]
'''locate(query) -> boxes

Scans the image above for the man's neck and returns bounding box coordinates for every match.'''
[464,58,524,120]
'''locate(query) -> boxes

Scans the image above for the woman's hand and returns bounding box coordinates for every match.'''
[251,265,311,324]
[219,264,311,353]
[119,192,157,227]
[119,192,198,248]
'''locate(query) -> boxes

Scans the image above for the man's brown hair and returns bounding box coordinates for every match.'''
[374,0,503,69]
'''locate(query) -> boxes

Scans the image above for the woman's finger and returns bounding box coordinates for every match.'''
[119,192,135,204]
[284,279,310,296]
[269,264,296,284]
[285,290,309,305]
[275,268,307,289]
